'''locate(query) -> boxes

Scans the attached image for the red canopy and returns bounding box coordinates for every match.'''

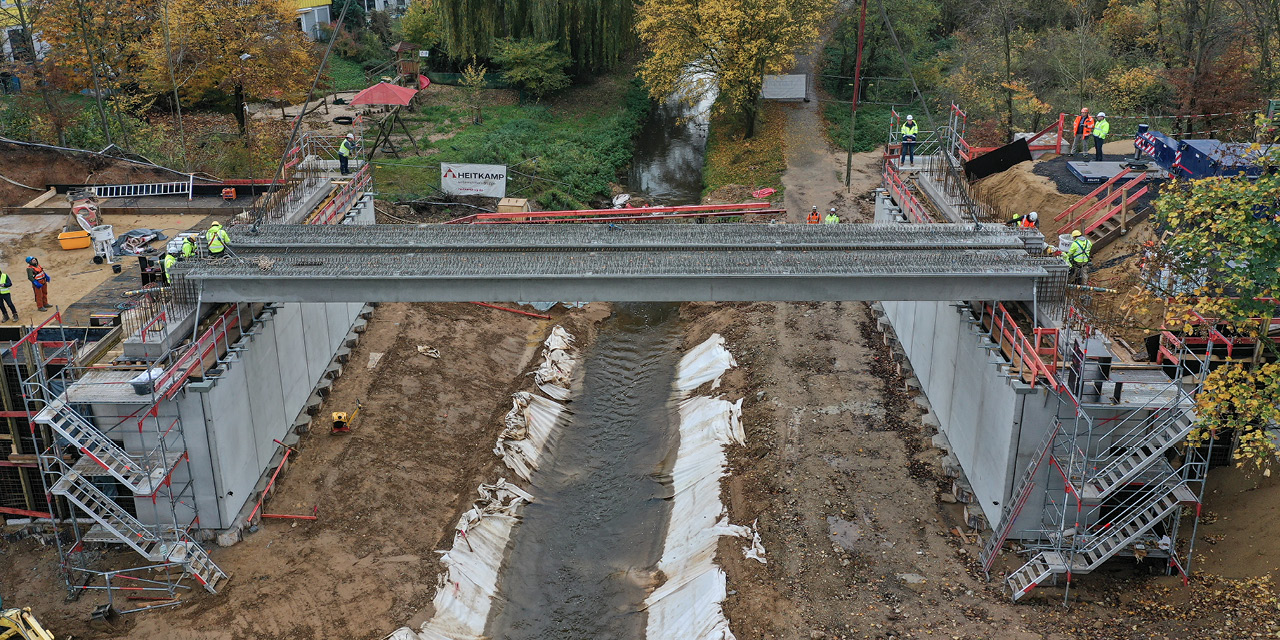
[350,82,419,106]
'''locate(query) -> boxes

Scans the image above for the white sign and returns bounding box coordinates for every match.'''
[419,50,430,58]
[441,163,507,198]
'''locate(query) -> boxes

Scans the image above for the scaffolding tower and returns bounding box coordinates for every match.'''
[977,306,1223,603]
[20,301,239,606]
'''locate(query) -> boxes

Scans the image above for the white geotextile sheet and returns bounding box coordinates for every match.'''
[494,391,570,481]
[647,333,755,640]
[535,327,577,400]
[387,480,533,640]
[674,334,738,393]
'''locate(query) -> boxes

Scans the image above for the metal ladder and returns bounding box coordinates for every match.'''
[1079,410,1194,501]
[1007,478,1196,601]
[1006,551,1067,602]
[980,419,1062,575]
[49,471,229,594]
[34,398,162,494]
[50,471,162,558]
[88,182,190,199]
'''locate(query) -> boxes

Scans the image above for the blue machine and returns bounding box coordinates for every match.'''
[1135,129,1275,179]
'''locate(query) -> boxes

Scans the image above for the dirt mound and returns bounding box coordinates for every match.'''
[0,141,188,206]
[972,160,1087,234]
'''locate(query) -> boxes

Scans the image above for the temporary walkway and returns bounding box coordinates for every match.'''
[179,223,1065,303]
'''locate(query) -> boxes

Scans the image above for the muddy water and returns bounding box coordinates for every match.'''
[626,86,716,205]
[485,303,683,640]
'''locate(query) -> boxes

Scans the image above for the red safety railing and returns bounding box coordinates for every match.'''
[1059,172,1148,235]
[983,302,1061,391]
[882,163,931,224]
[1026,114,1066,155]
[151,306,240,400]
[308,164,371,225]
[1054,169,1132,223]
[474,202,771,221]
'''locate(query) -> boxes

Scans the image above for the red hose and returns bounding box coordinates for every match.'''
[470,302,552,319]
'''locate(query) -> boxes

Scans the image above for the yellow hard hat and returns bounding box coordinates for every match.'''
[1071,230,1083,237]
[210,220,222,228]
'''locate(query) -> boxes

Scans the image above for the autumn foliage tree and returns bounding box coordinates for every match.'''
[636,0,834,138]
[135,0,317,137]
[1151,171,1280,469]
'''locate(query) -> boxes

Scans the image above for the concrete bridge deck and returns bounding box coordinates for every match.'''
[180,223,1064,303]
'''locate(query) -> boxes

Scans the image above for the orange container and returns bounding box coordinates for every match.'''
[58,230,91,250]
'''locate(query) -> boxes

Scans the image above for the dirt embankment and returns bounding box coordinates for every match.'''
[684,300,1278,640]
[0,141,192,206]
[972,160,1085,235]
[0,301,605,640]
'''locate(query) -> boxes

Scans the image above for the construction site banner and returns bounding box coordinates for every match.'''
[441,163,507,198]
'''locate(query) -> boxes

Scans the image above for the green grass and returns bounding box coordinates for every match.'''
[702,103,787,197]
[373,77,651,206]
[325,57,369,92]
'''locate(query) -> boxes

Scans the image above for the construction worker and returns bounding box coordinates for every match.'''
[25,257,50,312]
[823,208,840,224]
[807,206,820,224]
[1063,229,1093,284]
[1069,108,1095,157]
[162,249,178,284]
[0,269,16,322]
[1092,113,1110,161]
[339,133,354,176]
[1008,211,1039,228]
[206,221,230,257]
[900,115,919,165]
[181,235,197,259]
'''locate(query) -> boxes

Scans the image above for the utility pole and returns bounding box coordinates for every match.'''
[844,0,869,189]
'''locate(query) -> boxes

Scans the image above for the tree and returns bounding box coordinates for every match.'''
[1150,171,1280,469]
[434,0,634,74]
[402,0,443,48]
[135,0,317,138]
[636,0,835,138]
[492,38,570,102]
[460,57,488,124]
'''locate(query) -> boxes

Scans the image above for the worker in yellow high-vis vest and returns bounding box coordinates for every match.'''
[0,269,16,322]
[206,221,230,257]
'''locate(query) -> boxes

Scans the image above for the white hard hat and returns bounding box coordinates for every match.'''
[346,133,354,139]
[1096,112,1106,118]
[906,115,914,120]
[1028,211,1038,221]
[829,208,836,213]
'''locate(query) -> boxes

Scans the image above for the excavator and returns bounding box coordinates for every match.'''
[0,608,56,640]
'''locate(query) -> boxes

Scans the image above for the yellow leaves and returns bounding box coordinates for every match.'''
[637,0,835,124]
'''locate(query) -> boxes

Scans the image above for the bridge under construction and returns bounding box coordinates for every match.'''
[180,223,1066,303]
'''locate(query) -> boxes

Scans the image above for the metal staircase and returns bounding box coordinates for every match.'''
[50,470,162,558]
[998,312,1209,603]
[1076,410,1195,501]
[34,398,173,494]
[1007,474,1197,601]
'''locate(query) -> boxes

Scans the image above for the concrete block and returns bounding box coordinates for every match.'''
[964,504,988,532]
[870,302,885,314]
[931,432,951,451]
[351,318,368,334]
[921,411,940,428]
[343,332,359,348]
[334,346,352,364]
[912,394,932,411]
[951,479,975,504]
[215,527,243,547]
[304,392,324,416]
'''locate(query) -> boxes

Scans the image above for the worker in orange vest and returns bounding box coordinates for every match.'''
[807,206,820,224]
[1069,108,1095,157]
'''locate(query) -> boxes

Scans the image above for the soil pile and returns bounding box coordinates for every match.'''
[0,141,190,206]
[972,160,1086,234]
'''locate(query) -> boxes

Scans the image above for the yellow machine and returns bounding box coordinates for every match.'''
[0,608,55,640]
[331,400,362,434]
